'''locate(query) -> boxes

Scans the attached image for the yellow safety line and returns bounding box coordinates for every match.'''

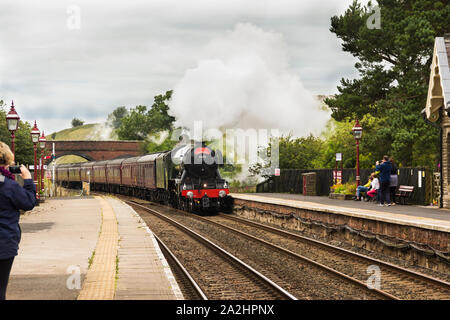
[78,196,118,300]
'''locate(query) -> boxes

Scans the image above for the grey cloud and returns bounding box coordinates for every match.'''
[0,0,359,134]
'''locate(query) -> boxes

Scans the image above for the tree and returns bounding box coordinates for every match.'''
[249,134,326,178]
[325,0,449,167]
[107,106,129,129]
[147,90,175,132]
[278,134,326,169]
[71,118,84,127]
[117,90,175,140]
[0,100,35,165]
[116,105,150,140]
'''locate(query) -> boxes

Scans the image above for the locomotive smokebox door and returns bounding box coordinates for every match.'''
[202,195,210,208]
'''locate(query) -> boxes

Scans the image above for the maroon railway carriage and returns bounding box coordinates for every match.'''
[80,162,93,183]
[120,156,140,196]
[135,153,165,200]
[55,164,70,187]
[68,163,81,185]
[92,160,109,191]
[106,158,125,193]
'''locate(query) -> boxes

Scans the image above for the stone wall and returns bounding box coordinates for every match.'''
[233,198,450,273]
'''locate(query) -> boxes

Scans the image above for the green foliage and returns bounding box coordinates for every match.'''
[278,134,326,169]
[321,114,389,169]
[71,118,84,127]
[107,106,128,129]
[331,182,357,195]
[117,90,175,140]
[325,0,449,167]
[116,105,149,140]
[0,100,35,165]
[145,130,178,153]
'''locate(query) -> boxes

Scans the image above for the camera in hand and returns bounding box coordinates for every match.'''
[8,166,22,174]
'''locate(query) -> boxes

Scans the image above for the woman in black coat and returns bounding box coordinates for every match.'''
[389,157,398,205]
[0,142,36,300]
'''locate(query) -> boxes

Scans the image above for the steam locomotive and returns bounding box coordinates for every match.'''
[54,142,231,213]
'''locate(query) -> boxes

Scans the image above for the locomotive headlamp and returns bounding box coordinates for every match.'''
[187,191,194,199]
[203,183,207,188]
[219,190,226,198]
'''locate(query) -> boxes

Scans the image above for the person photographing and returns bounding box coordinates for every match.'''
[375,155,393,206]
[0,142,36,300]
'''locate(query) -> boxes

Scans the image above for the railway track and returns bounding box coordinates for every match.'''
[205,213,450,300]
[126,199,395,299]
[113,194,449,299]
[153,233,207,300]
[126,200,297,300]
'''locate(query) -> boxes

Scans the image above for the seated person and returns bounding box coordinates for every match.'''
[354,176,372,201]
[366,173,380,200]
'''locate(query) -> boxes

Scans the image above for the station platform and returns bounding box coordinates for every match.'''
[231,193,450,233]
[7,196,182,300]
[231,193,450,257]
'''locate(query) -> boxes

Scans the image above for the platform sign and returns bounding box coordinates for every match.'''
[336,153,342,161]
[333,170,342,184]
[274,168,280,176]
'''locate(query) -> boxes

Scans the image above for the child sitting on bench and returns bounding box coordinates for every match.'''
[366,173,380,200]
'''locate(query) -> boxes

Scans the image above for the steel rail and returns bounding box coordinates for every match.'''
[219,213,450,292]
[191,214,398,300]
[126,201,298,300]
[153,233,208,300]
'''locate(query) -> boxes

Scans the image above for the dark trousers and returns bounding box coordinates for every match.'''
[380,181,391,204]
[0,257,14,300]
[390,186,396,204]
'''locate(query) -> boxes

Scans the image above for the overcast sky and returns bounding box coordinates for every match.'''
[0,0,364,134]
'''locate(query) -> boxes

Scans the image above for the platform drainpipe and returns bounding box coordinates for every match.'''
[421,109,443,208]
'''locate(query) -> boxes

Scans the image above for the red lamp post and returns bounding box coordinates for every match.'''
[352,120,363,187]
[6,101,20,158]
[39,131,46,194]
[31,121,40,197]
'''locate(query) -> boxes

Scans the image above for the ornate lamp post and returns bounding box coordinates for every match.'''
[6,101,20,157]
[352,120,363,187]
[39,131,46,194]
[31,121,40,196]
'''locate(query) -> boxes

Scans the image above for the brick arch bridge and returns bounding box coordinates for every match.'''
[45,140,145,162]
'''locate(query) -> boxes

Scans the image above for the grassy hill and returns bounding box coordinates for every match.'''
[49,123,118,140]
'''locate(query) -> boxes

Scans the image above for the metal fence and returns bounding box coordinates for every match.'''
[256,167,434,205]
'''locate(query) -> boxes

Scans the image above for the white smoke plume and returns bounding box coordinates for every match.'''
[169,23,329,136]
[87,122,116,140]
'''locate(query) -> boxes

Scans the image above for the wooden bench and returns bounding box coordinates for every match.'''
[395,185,414,204]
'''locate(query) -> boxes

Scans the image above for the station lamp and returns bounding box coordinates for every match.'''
[39,131,46,194]
[6,101,20,157]
[30,121,40,191]
[31,121,40,143]
[352,119,363,187]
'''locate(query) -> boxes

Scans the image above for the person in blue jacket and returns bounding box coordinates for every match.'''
[0,142,36,300]
[375,155,393,206]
